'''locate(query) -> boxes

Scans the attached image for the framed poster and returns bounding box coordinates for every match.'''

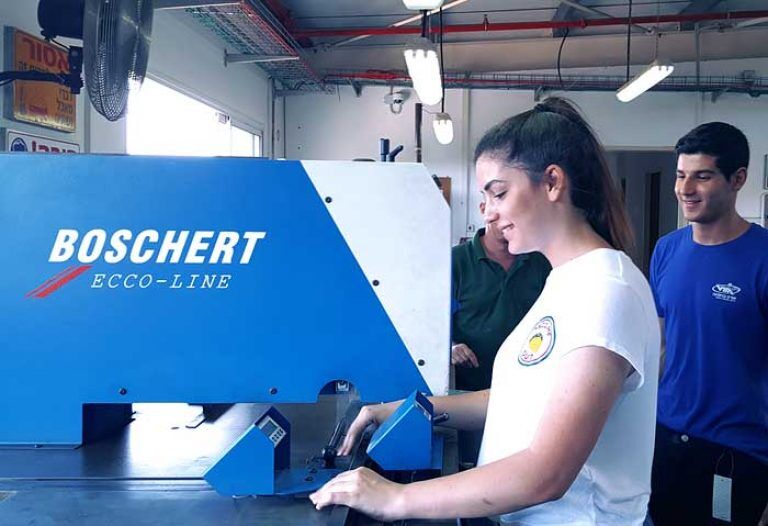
[4,27,77,133]
[2,128,80,153]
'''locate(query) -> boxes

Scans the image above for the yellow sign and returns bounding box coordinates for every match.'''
[11,29,77,133]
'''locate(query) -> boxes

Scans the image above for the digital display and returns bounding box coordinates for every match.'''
[260,418,278,436]
[257,416,285,446]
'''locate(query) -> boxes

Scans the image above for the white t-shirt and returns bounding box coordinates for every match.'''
[477,248,660,526]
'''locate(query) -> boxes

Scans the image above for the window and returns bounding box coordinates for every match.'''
[231,125,261,157]
[127,78,262,157]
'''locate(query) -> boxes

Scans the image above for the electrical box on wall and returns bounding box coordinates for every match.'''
[764,154,767,190]
[763,155,767,228]
[762,193,768,229]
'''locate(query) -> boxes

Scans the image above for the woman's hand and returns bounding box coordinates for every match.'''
[337,403,396,456]
[309,467,406,521]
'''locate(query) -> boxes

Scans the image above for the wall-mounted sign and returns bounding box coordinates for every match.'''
[5,28,77,133]
[4,129,80,153]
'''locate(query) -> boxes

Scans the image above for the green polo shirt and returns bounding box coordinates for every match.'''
[451,228,551,391]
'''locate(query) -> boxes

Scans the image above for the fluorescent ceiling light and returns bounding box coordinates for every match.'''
[403,37,443,105]
[616,60,674,102]
[433,113,454,145]
[403,0,444,10]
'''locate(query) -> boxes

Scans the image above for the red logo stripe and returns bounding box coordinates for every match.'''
[25,266,77,298]
[26,265,92,298]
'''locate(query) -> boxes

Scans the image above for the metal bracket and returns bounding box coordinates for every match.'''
[711,88,729,103]
[154,0,239,9]
[350,80,363,97]
[738,69,760,98]
[225,51,300,66]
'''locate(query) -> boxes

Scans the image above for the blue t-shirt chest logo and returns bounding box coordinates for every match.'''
[711,282,741,303]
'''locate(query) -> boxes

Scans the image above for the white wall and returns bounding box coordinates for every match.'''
[285,58,768,242]
[285,85,470,242]
[0,6,273,155]
[459,85,767,237]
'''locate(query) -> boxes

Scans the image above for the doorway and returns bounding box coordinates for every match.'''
[605,150,679,276]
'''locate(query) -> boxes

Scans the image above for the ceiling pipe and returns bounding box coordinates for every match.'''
[294,10,768,39]
[558,0,652,34]
[332,0,470,48]
[322,71,767,96]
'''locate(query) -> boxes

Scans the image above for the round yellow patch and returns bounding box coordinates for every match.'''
[518,317,556,366]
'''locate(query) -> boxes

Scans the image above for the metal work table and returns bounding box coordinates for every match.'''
[0,398,457,526]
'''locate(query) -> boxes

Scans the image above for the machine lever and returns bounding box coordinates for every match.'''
[320,417,348,468]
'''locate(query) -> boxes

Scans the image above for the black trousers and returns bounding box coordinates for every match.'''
[650,423,768,526]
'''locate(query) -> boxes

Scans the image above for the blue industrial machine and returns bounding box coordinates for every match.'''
[0,154,451,502]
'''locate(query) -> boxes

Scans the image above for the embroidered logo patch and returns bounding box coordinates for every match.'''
[518,316,556,366]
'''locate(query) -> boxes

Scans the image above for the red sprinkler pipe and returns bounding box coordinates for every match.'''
[294,10,768,39]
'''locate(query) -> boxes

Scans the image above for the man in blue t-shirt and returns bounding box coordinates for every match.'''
[649,122,768,526]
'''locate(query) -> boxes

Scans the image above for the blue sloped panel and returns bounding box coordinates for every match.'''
[0,154,428,445]
[366,391,433,470]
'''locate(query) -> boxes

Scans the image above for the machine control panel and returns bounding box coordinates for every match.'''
[257,415,286,447]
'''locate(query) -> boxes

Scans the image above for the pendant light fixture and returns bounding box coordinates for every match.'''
[616,0,674,102]
[433,112,454,145]
[432,7,453,144]
[616,59,674,102]
[402,0,444,9]
[403,10,443,106]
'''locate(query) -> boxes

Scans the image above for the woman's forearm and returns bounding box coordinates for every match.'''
[399,449,561,519]
[429,389,490,431]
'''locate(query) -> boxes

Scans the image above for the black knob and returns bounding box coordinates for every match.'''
[321,446,337,468]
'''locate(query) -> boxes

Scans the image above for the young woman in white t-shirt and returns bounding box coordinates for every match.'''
[310,97,660,525]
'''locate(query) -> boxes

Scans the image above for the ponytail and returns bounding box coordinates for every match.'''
[474,97,635,255]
